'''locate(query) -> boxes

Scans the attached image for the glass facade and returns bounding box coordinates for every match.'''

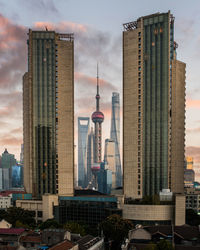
[54,195,121,226]
[142,13,172,195]
[78,117,90,188]
[110,92,122,187]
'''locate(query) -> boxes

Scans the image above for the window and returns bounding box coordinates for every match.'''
[37,211,43,217]
[138,32,141,37]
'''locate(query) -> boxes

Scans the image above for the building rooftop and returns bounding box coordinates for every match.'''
[0,228,25,235]
[48,239,76,250]
[77,235,102,250]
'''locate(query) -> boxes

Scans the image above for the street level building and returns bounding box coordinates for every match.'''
[23,30,74,198]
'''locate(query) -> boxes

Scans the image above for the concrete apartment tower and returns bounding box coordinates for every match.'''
[110,92,122,187]
[23,30,74,198]
[123,11,185,199]
[78,117,90,188]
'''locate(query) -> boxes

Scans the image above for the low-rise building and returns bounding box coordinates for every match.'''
[0,194,12,209]
[185,187,200,214]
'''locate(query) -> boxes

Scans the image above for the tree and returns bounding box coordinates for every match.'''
[100,214,134,250]
[145,240,174,250]
[39,219,62,230]
[4,207,36,228]
[157,239,174,250]
[186,209,200,226]
[63,221,86,236]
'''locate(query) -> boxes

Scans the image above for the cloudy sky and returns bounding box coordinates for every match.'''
[0,0,200,177]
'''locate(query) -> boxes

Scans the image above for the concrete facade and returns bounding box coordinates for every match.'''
[171,59,186,194]
[56,33,74,196]
[0,195,12,209]
[175,194,186,226]
[122,204,174,223]
[16,199,43,223]
[123,19,143,199]
[16,194,59,222]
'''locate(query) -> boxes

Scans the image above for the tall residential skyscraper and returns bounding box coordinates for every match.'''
[23,30,74,198]
[78,117,90,188]
[110,92,122,187]
[123,11,185,199]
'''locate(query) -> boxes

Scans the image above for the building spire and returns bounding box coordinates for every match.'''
[96,63,100,111]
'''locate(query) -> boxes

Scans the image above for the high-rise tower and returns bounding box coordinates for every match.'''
[123,11,185,199]
[78,117,90,188]
[91,66,104,189]
[87,127,95,186]
[23,30,74,198]
[110,92,122,187]
[92,66,104,163]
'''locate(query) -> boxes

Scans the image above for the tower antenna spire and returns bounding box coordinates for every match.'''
[97,62,99,96]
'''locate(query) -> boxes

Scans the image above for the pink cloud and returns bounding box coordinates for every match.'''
[186,99,200,109]
[75,72,116,91]
[0,135,22,146]
[34,21,87,33]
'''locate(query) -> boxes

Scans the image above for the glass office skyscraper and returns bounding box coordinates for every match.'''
[78,117,90,188]
[110,92,122,187]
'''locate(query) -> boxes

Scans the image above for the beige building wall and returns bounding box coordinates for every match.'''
[171,59,186,194]
[175,194,186,226]
[0,219,12,229]
[56,35,74,196]
[123,204,174,222]
[123,20,143,199]
[16,199,43,222]
[23,72,33,194]
[42,194,59,221]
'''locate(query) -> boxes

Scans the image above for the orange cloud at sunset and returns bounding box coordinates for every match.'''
[186,98,200,109]
[34,21,87,33]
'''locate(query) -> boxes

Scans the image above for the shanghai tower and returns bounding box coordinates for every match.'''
[110,92,122,187]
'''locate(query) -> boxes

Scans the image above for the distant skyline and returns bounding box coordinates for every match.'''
[0,0,200,178]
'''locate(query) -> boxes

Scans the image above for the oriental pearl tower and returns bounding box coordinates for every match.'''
[91,65,104,188]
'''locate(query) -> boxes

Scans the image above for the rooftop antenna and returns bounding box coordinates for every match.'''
[97,62,99,96]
